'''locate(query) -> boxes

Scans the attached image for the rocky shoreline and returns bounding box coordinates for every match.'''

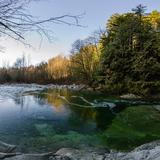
[0,83,87,91]
[0,140,159,160]
[1,83,160,100]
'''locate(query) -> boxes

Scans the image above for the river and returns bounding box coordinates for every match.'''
[0,84,160,153]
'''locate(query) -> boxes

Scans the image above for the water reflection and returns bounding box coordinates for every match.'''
[1,88,159,152]
[28,89,119,132]
[0,88,126,135]
[0,88,127,152]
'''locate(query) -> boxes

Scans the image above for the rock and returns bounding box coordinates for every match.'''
[134,140,160,152]
[52,141,160,160]
[103,141,160,160]
[0,84,88,100]
[78,85,87,91]
[95,86,102,91]
[4,153,52,160]
[2,140,160,160]
[0,153,19,159]
[0,141,16,153]
[120,94,141,99]
[152,105,160,112]
[103,152,126,160]
[53,148,104,160]
[120,146,160,160]
[87,87,94,91]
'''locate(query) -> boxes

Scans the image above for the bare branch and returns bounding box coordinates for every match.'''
[0,0,84,45]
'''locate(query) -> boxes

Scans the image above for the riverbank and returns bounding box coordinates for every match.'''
[1,83,160,101]
[0,83,87,92]
[0,140,160,160]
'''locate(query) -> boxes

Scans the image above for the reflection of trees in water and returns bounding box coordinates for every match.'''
[46,90,64,112]
[32,89,71,112]
[31,89,127,131]
[13,95,25,110]
[68,106,115,131]
[34,94,48,106]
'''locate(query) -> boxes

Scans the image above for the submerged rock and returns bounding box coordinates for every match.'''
[35,123,55,136]
[0,141,16,153]
[152,105,160,112]
[0,153,19,159]
[4,153,52,160]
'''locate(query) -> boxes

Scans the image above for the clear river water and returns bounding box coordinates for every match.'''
[0,85,160,153]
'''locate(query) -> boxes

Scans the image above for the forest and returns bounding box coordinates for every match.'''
[0,5,160,97]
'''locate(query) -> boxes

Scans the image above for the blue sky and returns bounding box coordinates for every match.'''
[1,0,160,66]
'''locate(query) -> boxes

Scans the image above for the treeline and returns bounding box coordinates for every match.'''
[0,55,70,84]
[0,5,160,96]
[0,30,102,85]
[99,5,160,96]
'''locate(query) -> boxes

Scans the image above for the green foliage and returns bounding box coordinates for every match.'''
[128,81,160,96]
[70,39,101,84]
[99,5,160,96]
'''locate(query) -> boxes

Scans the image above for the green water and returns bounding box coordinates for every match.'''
[0,88,160,153]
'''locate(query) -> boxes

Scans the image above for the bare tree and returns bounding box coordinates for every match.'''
[0,0,83,45]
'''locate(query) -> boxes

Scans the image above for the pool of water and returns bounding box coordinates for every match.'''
[0,85,160,153]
